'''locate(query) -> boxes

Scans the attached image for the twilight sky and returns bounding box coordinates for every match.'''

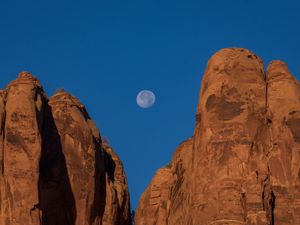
[1,0,300,209]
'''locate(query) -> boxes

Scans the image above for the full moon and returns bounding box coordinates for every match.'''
[136,90,156,108]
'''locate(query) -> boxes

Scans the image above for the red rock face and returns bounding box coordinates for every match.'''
[0,73,131,225]
[135,139,193,225]
[135,48,300,225]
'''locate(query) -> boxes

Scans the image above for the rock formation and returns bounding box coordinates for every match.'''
[0,72,131,225]
[135,48,300,225]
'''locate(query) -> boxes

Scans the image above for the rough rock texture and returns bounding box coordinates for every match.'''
[135,139,193,225]
[135,48,300,225]
[0,72,131,225]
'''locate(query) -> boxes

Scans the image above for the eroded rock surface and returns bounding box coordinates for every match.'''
[0,72,131,225]
[135,48,300,225]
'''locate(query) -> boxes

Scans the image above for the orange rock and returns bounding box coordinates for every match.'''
[2,74,46,225]
[135,48,300,225]
[0,74,131,225]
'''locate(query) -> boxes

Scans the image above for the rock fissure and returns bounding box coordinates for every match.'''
[0,90,6,175]
[0,112,5,176]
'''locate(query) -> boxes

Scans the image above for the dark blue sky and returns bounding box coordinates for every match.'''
[1,0,300,209]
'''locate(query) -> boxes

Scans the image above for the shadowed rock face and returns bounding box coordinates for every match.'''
[0,72,131,225]
[135,48,300,225]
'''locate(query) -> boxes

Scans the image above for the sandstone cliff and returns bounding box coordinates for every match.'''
[135,48,300,225]
[0,72,131,225]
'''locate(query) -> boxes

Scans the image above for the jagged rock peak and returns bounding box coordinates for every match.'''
[206,48,265,74]
[51,90,85,107]
[6,71,43,90]
[266,60,296,81]
[49,90,92,126]
[18,71,35,78]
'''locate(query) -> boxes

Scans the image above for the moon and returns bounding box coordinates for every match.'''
[136,90,156,108]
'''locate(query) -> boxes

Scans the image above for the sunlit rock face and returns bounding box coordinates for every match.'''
[0,72,131,225]
[135,48,300,225]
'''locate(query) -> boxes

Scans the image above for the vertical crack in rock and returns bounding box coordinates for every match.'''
[262,175,276,225]
[0,90,6,225]
[0,90,6,175]
[241,192,247,222]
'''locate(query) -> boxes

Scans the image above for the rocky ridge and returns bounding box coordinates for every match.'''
[0,72,131,225]
[135,48,300,225]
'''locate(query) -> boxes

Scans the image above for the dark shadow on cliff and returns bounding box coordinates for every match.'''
[103,150,131,225]
[38,104,76,225]
[101,142,132,225]
[64,102,111,223]
[103,149,116,182]
[89,136,107,224]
